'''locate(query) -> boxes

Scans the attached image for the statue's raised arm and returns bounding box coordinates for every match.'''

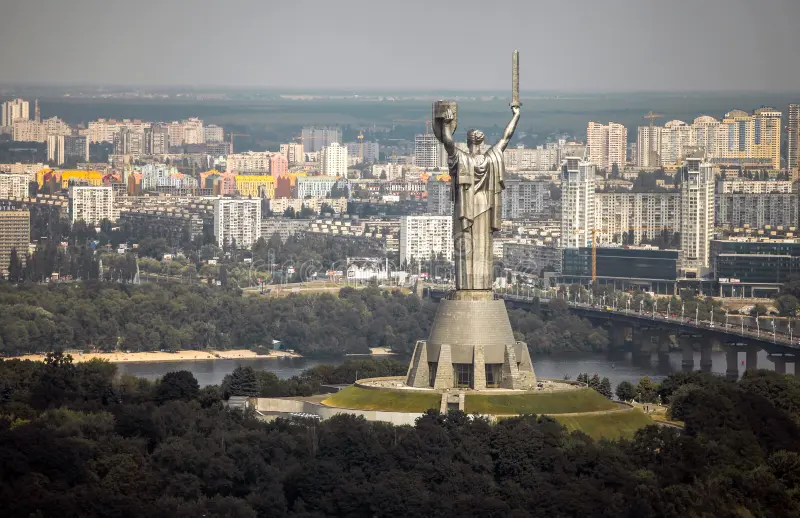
[495,104,521,152]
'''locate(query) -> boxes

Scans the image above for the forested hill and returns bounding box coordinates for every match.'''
[2,356,800,516]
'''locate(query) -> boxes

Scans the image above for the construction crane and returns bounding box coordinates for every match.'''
[228,133,249,154]
[577,227,660,282]
[643,111,664,167]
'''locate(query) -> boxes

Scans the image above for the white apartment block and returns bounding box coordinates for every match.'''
[227,151,272,173]
[1,99,30,127]
[296,176,337,198]
[181,118,205,145]
[716,193,798,229]
[414,134,444,169]
[503,146,559,171]
[502,179,551,220]
[680,155,716,273]
[372,163,404,181]
[319,143,348,177]
[789,104,799,171]
[213,198,261,249]
[716,180,793,194]
[427,180,453,216]
[587,122,626,171]
[87,119,151,144]
[204,125,224,143]
[594,192,681,245]
[301,127,341,152]
[400,215,453,266]
[69,186,114,225]
[503,242,563,274]
[0,174,31,198]
[279,143,305,165]
[42,117,71,137]
[12,120,45,142]
[560,157,596,248]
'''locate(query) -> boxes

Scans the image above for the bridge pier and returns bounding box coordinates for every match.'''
[681,340,695,372]
[746,347,759,372]
[774,356,787,375]
[725,348,739,380]
[700,342,713,373]
[657,333,672,364]
[632,328,656,363]
[610,326,627,348]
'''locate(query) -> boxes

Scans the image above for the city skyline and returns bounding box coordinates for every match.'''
[2,0,800,91]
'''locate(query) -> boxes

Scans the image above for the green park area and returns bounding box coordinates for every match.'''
[464,388,618,415]
[553,409,653,440]
[322,386,441,412]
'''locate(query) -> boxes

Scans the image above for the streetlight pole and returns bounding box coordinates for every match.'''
[682,303,685,322]
[772,318,776,342]
[725,310,729,328]
[711,308,714,328]
[695,306,699,324]
[756,317,760,337]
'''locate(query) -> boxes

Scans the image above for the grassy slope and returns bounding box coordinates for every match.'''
[322,386,441,412]
[464,389,617,415]
[554,409,654,441]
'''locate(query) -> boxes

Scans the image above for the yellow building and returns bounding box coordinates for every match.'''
[715,108,781,170]
[235,175,275,198]
[36,169,104,189]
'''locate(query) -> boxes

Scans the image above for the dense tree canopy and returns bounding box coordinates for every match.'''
[1,356,800,517]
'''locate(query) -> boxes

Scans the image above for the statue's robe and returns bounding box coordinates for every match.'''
[448,144,505,290]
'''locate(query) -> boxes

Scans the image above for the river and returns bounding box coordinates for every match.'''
[116,348,788,388]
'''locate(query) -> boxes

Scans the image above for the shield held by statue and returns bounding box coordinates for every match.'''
[432,100,458,141]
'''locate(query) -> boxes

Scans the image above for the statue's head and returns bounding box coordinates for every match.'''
[467,129,485,147]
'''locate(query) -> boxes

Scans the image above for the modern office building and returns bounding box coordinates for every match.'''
[502,242,563,274]
[561,246,681,293]
[399,215,453,266]
[319,142,348,177]
[301,127,341,152]
[69,186,114,225]
[1,98,30,127]
[789,104,799,172]
[213,198,261,249]
[0,174,31,198]
[680,154,716,276]
[560,157,596,248]
[712,239,800,297]
[0,209,30,275]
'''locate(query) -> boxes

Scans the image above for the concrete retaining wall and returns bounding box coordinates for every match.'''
[255,397,426,426]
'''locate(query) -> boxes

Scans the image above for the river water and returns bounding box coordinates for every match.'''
[116,348,788,388]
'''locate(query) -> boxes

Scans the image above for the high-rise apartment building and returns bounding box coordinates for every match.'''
[414,134,443,169]
[0,209,30,274]
[427,179,453,216]
[1,99,30,127]
[114,128,146,156]
[345,141,380,164]
[42,117,71,137]
[788,104,799,172]
[296,176,337,199]
[0,174,31,198]
[560,157,595,248]
[716,193,798,229]
[12,120,45,142]
[680,154,716,274]
[501,179,551,220]
[279,143,305,165]
[69,186,114,225]
[270,153,288,176]
[204,124,224,143]
[146,124,170,155]
[636,126,662,167]
[400,215,453,266]
[301,127,341,152]
[227,151,272,173]
[319,142,348,177]
[47,135,89,165]
[594,192,681,245]
[503,146,559,171]
[213,198,261,249]
[586,122,627,171]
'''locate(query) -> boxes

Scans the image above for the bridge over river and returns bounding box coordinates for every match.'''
[427,287,800,380]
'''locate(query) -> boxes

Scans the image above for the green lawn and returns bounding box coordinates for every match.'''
[465,389,617,415]
[322,386,441,412]
[554,409,654,440]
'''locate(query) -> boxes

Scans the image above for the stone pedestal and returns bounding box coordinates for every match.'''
[406,290,536,390]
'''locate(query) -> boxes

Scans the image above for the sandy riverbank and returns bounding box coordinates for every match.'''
[6,349,302,364]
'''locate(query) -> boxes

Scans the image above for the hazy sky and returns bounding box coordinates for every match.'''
[2,0,799,91]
